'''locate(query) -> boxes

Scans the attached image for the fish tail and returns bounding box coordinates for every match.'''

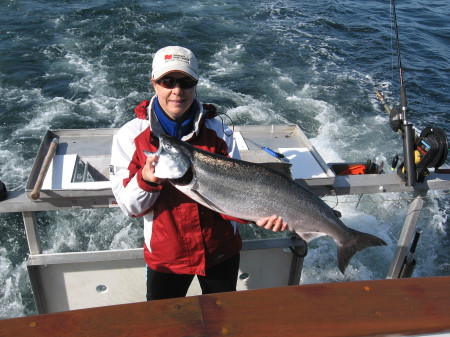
[337,230,387,273]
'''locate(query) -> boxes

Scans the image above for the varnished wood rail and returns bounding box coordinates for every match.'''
[1,276,450,336]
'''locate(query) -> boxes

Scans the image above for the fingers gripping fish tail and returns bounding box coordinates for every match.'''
[337,230,387,274]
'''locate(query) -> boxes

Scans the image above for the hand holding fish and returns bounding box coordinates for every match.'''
[256,215,288,232]
[142,154,165,185]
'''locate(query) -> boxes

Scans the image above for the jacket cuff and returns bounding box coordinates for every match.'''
[220,213,248,224]
[137,170,162,192]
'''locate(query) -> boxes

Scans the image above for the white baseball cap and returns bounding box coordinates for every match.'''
[152,46,199,80]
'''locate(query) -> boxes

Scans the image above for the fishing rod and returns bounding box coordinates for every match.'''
[390,0,416,186]
[375,1,448,185]
[216,110,289,162]
[243,137,288,162]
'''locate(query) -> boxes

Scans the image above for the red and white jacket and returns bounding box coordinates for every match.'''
[110,96,243,276]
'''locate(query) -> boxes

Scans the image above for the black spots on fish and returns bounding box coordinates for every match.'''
[198,153,229,167]
[259,162,293,179]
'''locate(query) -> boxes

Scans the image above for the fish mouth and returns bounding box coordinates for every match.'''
[143,135,176,158]
[143,146,162,157]
[154,145,163,156]
[145,136,168,157]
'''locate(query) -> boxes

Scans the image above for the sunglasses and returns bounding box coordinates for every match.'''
[155,76,198,89]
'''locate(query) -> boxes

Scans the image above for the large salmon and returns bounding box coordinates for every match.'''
[145,134,386,273]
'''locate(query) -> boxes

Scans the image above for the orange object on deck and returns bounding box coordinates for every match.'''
[1,276,450,337]
[336,164,367,175]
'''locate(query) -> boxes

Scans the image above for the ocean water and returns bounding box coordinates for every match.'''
[1,0,449,318]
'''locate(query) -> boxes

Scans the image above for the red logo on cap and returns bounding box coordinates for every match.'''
[164,54,172,60]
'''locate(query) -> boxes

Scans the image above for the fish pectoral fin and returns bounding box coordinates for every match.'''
[298,232,326,243]
[191,190,226,214]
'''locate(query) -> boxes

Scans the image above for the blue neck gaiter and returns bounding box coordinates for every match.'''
[153,99,195,139]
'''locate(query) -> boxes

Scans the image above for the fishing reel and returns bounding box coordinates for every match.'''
[377,93,449,183]
[414,127,448,181]
[388,107,403,133]
[396,126,448,182]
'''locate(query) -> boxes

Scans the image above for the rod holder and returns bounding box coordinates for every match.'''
[403,124,416,186]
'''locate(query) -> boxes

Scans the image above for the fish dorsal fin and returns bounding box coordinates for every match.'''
[260,162,293,179]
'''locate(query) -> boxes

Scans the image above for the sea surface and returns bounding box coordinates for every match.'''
[1,0,449,318]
